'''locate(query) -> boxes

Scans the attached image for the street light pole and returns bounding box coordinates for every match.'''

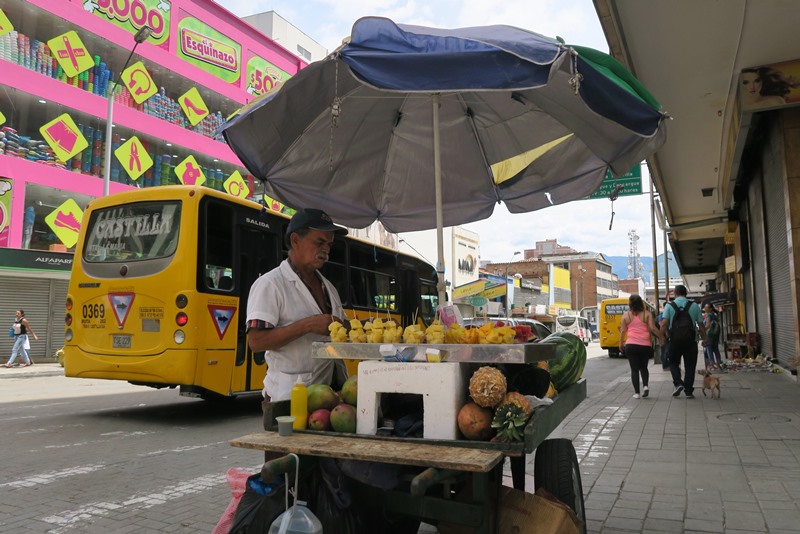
[505,251,521,318]
[103,26,153,197]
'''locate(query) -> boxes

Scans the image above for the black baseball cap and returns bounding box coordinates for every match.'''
[286,208,348,236]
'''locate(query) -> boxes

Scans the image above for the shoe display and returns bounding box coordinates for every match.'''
[672,385,684,397]
[642,386,649,398]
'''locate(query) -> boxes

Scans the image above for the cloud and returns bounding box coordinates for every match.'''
[0,180,11,196]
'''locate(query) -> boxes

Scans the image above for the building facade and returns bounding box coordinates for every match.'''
[0,0,305,359]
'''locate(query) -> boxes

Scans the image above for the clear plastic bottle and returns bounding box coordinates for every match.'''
[268,501,322,534]
[290,377,308,430]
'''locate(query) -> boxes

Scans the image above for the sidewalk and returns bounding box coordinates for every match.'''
[4,359,800,533]
[0,361,64,379]
[551,364,800,533]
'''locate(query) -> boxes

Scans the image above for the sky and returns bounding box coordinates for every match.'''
[215,0,667,262]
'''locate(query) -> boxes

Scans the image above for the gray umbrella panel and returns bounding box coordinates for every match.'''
[225,56,660,233]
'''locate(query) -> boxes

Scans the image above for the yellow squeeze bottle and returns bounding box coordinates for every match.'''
[290,377,308,430]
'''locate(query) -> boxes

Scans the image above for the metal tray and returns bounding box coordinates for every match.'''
[312,341,557,364]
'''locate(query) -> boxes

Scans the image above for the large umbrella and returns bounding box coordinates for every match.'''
[222,17,668,303]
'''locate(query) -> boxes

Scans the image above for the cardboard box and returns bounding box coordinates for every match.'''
[497,487,582,534]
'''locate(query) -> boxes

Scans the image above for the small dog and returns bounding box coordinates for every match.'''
[697,369,721,399]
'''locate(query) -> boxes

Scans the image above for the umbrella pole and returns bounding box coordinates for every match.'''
[433,93,447,306]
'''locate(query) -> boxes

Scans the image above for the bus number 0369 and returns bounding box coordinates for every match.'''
[83,304,105,319]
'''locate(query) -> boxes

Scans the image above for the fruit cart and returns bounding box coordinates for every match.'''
[230,342,587,533]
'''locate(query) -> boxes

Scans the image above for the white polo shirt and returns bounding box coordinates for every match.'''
[246,259,344,401]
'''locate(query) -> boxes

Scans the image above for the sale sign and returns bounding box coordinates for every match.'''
[40,113,88,162]
[47,31,93,78]
[85,0,170,46]
[114,137,153,181]
[245,56,290,96]
[0,8,14,38]
[45,198,84,249]
[175,155,206,186]
[122,61,157,104]
[224,171,249,199]
[179,87,209,126]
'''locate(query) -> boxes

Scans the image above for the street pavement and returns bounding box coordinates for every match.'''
[4,360,800,533]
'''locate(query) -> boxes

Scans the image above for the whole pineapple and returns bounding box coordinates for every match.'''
[491,402,529,442]
[468,366,507,408]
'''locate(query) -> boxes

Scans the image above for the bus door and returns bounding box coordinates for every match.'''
[229,225,279,394]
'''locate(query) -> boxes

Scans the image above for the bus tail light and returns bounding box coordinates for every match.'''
[65,297,73,311]
[65,329,73,342]
[173,330,186,344]
[176,312,188,326]
[176,294,188,309]
[65,314,72,326]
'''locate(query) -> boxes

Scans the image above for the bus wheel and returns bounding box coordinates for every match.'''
[608,349,620,358]
[534,439,586,533]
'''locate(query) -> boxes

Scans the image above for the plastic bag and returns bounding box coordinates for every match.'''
[229,473,286,534]
[212,468,251,534]
[8,327,14,338]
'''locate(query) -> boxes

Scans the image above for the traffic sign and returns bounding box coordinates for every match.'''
[588,164,642,199]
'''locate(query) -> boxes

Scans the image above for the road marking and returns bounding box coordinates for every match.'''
[138,441,227,456]
[41,472,235,532]
[0,464,106,488]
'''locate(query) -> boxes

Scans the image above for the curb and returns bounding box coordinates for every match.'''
[0,363,65,380]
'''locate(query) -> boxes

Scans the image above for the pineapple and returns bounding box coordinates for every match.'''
[328,321,348,342]
[468,366,507,408]
[425,320,445,344]
[502,391,532,416]
[491,402,529,442]
[402,324,424,344]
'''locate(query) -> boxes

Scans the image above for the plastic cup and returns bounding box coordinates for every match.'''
[276,416,296,436]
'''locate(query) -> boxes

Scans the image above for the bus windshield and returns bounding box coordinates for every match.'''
[83,202,181,262]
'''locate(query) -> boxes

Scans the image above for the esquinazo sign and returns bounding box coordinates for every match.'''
[178,16,240,83]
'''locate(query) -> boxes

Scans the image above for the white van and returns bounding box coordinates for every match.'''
[554,315,591,346]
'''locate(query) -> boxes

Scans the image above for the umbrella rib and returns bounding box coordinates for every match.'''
[457,93,500,203]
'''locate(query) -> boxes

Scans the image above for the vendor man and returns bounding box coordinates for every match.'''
[246,208,349,408]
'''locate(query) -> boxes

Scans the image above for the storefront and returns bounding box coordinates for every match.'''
[0,248,72,360]
[0,0,306,353]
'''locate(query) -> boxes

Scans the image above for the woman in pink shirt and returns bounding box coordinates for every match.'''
[620,295,664,398]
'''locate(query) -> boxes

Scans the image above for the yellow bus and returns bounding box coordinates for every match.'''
[599,297,655,357]
[64,186,439,399]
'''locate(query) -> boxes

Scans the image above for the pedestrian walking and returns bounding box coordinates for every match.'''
[659,285,707,399]
[703,304,723,369]
[3,309,39,368]
[620,294,664,399]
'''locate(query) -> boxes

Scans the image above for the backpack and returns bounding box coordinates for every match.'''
[707,314,720,337]
[668,301,696,344]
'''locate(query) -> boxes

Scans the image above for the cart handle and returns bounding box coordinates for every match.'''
[260,454,298,484]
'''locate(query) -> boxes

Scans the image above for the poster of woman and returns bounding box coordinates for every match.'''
[740,60,800,111]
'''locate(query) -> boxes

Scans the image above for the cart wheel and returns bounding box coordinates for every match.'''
[534,439,586,532]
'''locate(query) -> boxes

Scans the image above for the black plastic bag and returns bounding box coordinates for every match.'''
[229,473,286,534]
[306,458,366,534]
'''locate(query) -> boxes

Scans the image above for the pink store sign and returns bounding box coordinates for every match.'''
[85,0,171,47]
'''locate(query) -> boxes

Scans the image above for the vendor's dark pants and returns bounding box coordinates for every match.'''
[669,340,698,395]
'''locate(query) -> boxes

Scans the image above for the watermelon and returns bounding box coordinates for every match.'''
[539,332,587,391]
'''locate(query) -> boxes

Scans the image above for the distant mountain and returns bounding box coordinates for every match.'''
[603,253,680,284]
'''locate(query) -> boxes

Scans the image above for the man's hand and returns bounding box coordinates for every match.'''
[307,313,339,336]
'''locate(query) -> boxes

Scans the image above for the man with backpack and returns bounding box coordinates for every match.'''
[704,304,723,369]
[659,285,707,398]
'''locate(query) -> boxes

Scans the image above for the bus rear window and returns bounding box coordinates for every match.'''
[83,202,181,262]
[556,316,576,327]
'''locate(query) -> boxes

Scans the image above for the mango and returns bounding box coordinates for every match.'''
[307,384,339,412]
[330,403,357,433]
[308,408,332,431]
[340,375,358,406]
